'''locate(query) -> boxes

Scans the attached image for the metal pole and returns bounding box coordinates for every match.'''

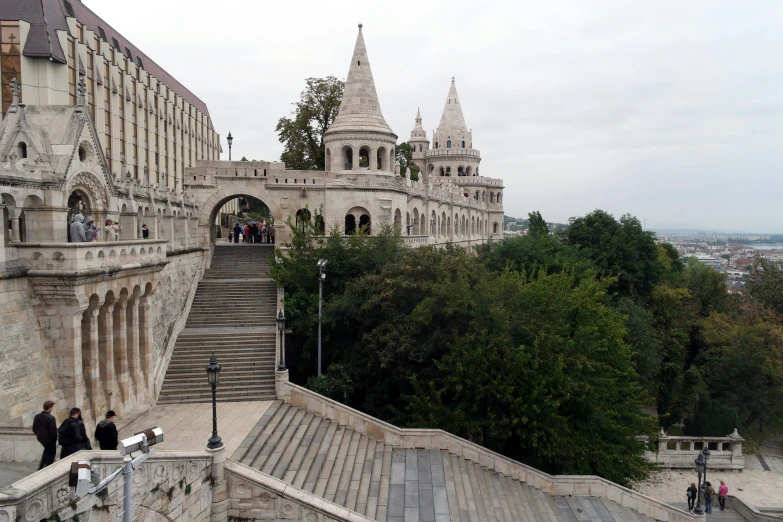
[207,383,222,448]
[694,471,703,514]
[318,275,323,377]
[122,456,132,522]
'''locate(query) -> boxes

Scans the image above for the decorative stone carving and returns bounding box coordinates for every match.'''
[305,513,319,522]
[7,151,17,162]
[257,491,274,509]
[23,498,44,522]
[279,500,298,518]
[234,482,249,496]
[68,172,108,209]
[56,484,73,505]
[152,464,167,485]
[0,510,11,522]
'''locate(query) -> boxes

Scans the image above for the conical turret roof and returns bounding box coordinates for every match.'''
[436,78,469,136]
[410,108,427,139]
[325,25,395,137]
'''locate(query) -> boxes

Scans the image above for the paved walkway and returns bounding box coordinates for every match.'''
[669,502,745,521]
[120,401,274,454]
[635,468,783,512]
[0,461,39,489]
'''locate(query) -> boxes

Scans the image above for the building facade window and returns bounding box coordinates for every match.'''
[67,36,77,105]
[1,21,21,116]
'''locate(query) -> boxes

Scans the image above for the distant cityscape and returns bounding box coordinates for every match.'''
[504,216,783,294]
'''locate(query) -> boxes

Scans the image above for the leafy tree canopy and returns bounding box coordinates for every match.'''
[395,142,420,181]
[276,76,344,170]
[527,210,549,238]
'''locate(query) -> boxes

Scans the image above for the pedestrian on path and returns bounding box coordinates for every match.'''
[233,224,241,243]
[686,482,697,510]
[95,410,119,450]
[58,407,91,459]
[69,214,87,242]
[704,481,714,514]
[718,480,728,511]
[270,223,275,243]
[32,400,57,469]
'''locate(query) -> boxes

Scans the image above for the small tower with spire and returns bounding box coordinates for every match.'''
[323,24,398,174]
[408,108,430,178]
[425,77,480,179]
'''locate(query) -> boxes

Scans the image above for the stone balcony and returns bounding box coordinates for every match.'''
[638,429,745,470]
[14,239,168,275]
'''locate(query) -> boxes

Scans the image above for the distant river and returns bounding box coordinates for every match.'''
[750,244,783,250]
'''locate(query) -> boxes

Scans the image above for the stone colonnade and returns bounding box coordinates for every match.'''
[31,270,161,425]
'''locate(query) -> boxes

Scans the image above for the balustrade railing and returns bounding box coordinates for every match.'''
[15,239,168,273]
[637,429,745,470]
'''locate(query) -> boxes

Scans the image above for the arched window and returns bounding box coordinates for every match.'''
[493,222,499,234]
[343,146,353,170]
[377,147,387,171]
[466,166,472,176]
[18,142,27,159]
[439,167,445,177]
[458,166,465,176]
[490,192,495,203]
[418,145,422,152]
[394,208,402,233]
[359,147,370,169]
[359,214,371,235]
[446,166,451,176]
[447,140,451,148]
[461,141,465,148]
[428,164,434,174]
[345,214,356,235]
[295,208,311,232]
[435,142,438,149]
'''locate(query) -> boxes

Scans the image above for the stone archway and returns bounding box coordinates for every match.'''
[197,183,285,245]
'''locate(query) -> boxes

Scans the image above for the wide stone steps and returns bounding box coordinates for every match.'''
[157,244,278,404]
[233,401,658,522]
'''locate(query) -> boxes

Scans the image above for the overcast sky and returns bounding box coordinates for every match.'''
[93,0,783,233]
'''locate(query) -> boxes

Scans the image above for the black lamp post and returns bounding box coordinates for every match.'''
[227,132,233,161]
[205,354,223,449]
[694,452,705,514]
[277,309,286,371]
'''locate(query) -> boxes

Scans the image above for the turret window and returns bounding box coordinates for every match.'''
[462,141,465,148]
[447,140,451,148]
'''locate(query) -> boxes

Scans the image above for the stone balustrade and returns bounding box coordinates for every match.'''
[425,148,482,158]
[275,374,705,522]
[14,239,168,274]
[639,429,745,470]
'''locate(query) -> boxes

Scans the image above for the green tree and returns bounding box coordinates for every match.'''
[527,211,549,238]
[477,234,593,278]
[395,142,420,181]
[565,210,663,298]
[682,257,728,316]
[276,76,344,170]
[747,258,783,314]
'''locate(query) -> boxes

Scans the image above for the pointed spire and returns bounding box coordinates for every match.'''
[436,77,469,137]
[325,24,395,137]
[410,108,427,139]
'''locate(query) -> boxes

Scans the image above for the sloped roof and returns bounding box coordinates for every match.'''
[436,78,469,138]
[325,25,395,137]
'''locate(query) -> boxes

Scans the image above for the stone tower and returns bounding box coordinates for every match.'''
[408,108,430,178]
[323,24,398,174]
[426,78,481,179]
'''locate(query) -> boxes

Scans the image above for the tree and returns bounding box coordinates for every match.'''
[395,142,420,181]
[527,211,549,238]
[682,258,728,316]
[565,210,663,298]
[747,258,783,314]
[240,156,248,161]
[276,76,344,170]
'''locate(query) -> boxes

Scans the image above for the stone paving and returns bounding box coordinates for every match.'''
[120,401,273,455]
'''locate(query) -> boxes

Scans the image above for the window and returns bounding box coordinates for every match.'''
[1,22,22,116]
[18,142,26,158]
[462,141,465,148]
[67,35,77,105]
[447,140,451,148]
[86,49,95,120]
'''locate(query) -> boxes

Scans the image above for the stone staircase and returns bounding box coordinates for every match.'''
[157,244,278,404]
[234,401,657,522]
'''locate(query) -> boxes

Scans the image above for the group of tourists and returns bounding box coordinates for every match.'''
[229,221,274,244]
[687,480,729,513]
[32,400,119,469]
[68,212,151,242]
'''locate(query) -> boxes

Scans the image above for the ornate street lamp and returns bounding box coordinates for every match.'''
[205,354,223,449]
[227,132,233,161]
[277,309,286,371]
[317,259,328,377]
[694,452,705,515]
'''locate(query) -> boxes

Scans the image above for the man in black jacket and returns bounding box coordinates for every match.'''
[95,410,119,450]
[58,407,90,459]
[32,400,57,469]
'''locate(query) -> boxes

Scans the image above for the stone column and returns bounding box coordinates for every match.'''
[10,215,20,242]
[207,444,229,522]
[81,305,102,418]
[370,147,377,171]
[127,294,141,401]
[113,296,130,403]
[98,300,118,411]
[119,213,138,240]
[139,293,154,396]
[352,147,359,171]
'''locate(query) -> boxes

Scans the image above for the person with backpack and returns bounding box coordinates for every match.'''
[32,400,58,469]
[686,482,698,510]
[704,481,715,514]
[58,407,91,459]
[94,410,119,450]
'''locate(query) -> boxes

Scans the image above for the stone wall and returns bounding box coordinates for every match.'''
[150,248,207,397]
[0,450,213,522]
[0,247,208,461]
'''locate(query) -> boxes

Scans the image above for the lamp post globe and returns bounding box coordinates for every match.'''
[277,309,286,371]
[205,353,223,449]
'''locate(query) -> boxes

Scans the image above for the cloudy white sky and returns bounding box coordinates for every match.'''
[94,0,783,232]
